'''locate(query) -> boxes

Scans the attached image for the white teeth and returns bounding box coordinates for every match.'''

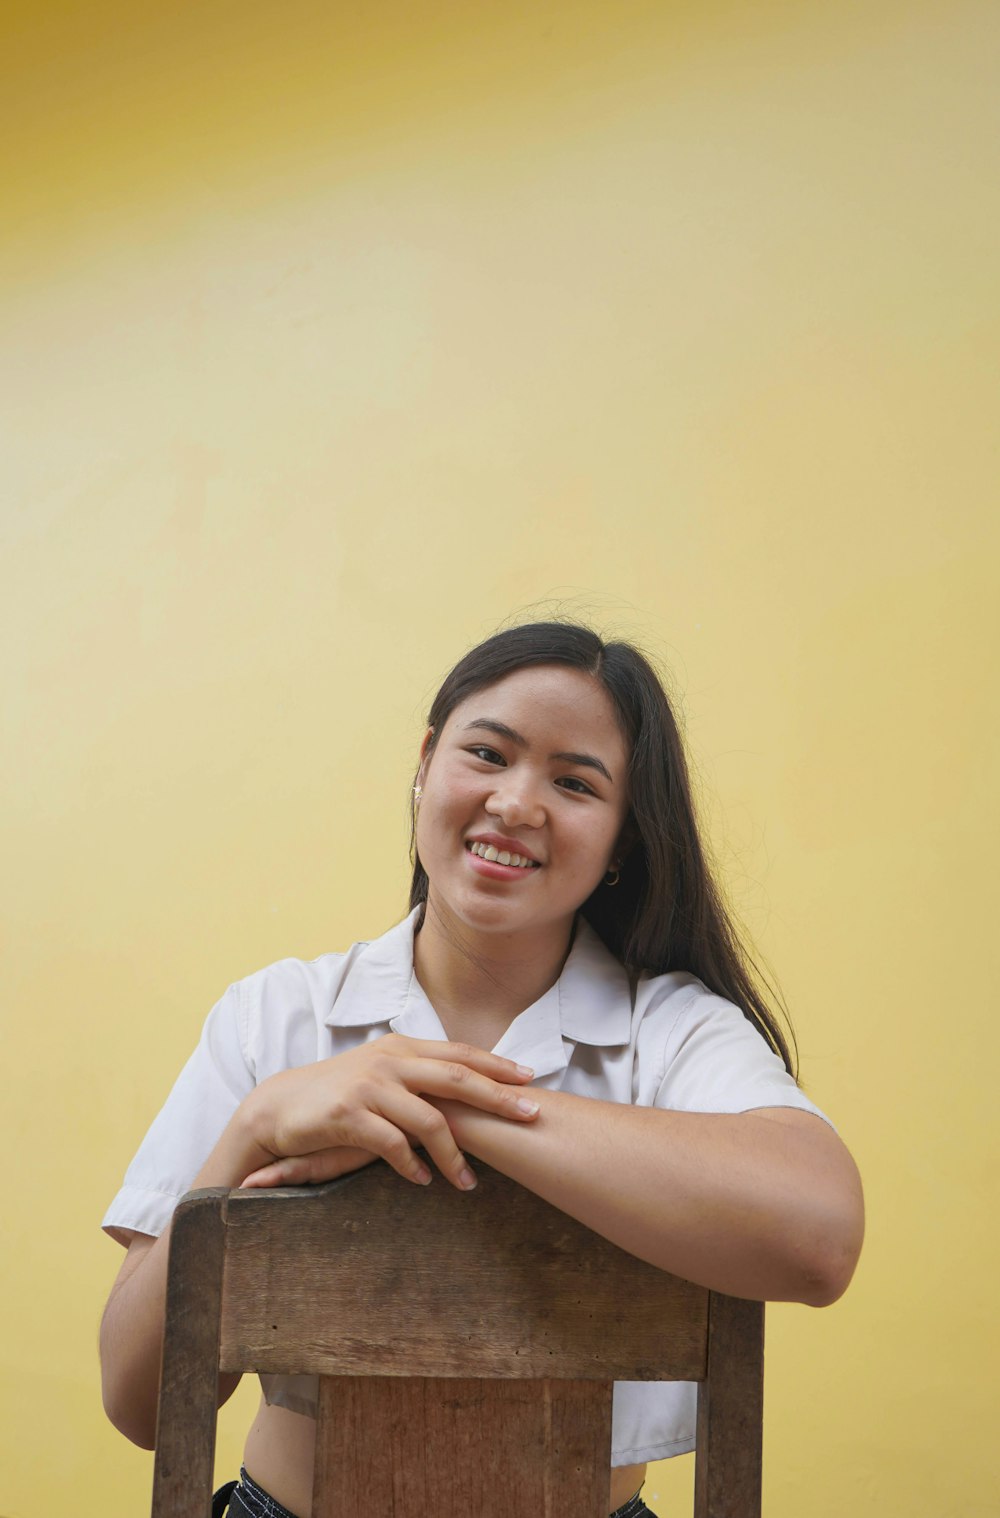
[468,842,538,868]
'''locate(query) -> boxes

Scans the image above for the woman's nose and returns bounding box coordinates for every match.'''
[485,777,545,830]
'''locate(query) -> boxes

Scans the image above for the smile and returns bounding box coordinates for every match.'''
[465,841,540,869]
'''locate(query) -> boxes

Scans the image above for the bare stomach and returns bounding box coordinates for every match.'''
[243,1396,647,1517]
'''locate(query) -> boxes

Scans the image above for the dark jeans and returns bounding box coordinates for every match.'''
[214,1467,657,1518]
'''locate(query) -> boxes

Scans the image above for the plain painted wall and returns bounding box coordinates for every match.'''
[2,1,997,1513]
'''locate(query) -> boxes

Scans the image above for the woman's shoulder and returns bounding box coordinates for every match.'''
[631,963,718,1023]
[236,941,360,1000]
[242,910,416,1003]
[630,964,828,1121]
[230,912,419,1053]
[632,965,794,1072]
[229,940,374,1037]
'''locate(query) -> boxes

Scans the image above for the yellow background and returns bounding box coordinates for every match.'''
[2,1,997,1513]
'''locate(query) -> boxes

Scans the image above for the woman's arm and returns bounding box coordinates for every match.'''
[437,1091,864,1306]
[100,1116,277,1448]
[100,1036,539,1448]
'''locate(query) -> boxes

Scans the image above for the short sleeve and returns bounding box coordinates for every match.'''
[651,984,834,1127]
[101,983,255,1244]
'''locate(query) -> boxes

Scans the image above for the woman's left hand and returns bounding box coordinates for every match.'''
[240,1144,379,1189]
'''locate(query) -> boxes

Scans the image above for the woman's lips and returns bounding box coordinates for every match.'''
[466,839,539,869]
[465,848,539,880]
[466,834,540,865]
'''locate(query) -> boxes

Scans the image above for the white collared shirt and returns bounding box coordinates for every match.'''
[103,908,830,1464]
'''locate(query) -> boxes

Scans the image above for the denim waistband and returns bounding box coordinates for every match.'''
[609,1490,652,1518]
[219,1466,655,1518]
[225,1470,289,1518]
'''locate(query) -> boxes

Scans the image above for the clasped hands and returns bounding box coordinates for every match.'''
[237,1032,540,1193]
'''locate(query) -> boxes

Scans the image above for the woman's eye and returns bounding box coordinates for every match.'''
[469,745,505,764]
[557,776,595,796]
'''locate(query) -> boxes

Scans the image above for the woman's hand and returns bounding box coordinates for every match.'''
[101,1037,537,1448]
[237,1033,539,1192]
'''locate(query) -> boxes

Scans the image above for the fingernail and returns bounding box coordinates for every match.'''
[515,1064,535,1077]
[414,1165,433,1185]
[459,1167,477,1190]
[516,1097,540,1115]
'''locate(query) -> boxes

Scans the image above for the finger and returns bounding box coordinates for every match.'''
[396,1058,541,1121]
[240,1146,380,1188]
[387,1037,535,1082]
[344,1110,442,1186]
[375,1089,478,1191]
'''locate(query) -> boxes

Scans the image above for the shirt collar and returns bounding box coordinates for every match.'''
[325,907,633,1079]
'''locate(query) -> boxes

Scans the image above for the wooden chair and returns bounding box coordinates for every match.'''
[151,1162,764,1518]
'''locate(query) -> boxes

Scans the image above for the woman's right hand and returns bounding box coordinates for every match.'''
[101,1039,537,1447]
[236,1033,540,1192]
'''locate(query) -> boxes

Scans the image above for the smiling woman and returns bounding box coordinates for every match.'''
[99,620,864,1518]
[414,664,630,961]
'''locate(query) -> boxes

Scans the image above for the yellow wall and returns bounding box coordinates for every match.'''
[2,1,996,1513]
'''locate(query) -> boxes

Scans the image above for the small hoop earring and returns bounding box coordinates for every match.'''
[603,866,620,887]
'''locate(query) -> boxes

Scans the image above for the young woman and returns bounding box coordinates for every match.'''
[100,622,864,1518]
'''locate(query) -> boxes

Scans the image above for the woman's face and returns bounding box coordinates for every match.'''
[415,664,631,950]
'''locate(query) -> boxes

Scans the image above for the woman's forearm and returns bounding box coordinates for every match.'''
[443,1090,864,1306]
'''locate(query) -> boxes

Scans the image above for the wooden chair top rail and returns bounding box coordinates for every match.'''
[205,1162,710,1381]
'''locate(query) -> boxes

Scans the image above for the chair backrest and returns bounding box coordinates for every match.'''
[151,1163,763,1518]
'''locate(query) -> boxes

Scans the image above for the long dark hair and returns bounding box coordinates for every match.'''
[409,621,797,1076]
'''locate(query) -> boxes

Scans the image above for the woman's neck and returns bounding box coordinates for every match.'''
[412,899,574,1049]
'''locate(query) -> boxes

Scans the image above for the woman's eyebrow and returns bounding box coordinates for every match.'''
[462,719,614,783]
[463,718,526,747]
[553,749,614,783]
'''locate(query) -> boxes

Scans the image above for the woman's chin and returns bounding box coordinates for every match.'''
[428,886,573,945]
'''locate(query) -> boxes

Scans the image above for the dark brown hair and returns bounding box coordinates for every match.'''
[409,621,796,1075]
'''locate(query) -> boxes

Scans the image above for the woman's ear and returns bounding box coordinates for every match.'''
[614,818,639,862]
[416,726,436,781]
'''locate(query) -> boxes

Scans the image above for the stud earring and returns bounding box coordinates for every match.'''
[413,785,423,804]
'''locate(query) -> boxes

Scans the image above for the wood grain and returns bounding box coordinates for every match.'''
[151,1188,229,1518]
[312,1373,613,1517]
[694,1293,764,1517]
[220,1163,708,1382]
